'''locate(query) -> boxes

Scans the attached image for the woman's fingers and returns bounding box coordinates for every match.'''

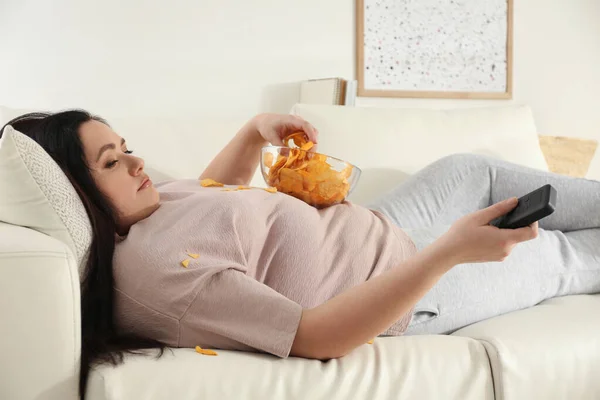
[502,221,539,244]
[269,129,285,146]
[530,221,539,236]
[474,197,518,225]
[300,120,319,143]
[286,115,319,144]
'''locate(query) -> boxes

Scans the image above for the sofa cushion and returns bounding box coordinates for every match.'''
[288,104,549,205]
[87,335,493,400]
[0,222,80,400]
[453,295,600,400]
[0,126,92,275]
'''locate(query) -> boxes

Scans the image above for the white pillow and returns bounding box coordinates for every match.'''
[289,104,549,205]
[0,126,92,276]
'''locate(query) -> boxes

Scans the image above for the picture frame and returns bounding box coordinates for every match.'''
[356,0,513,99]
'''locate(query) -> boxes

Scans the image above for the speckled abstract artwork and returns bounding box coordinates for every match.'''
[363,0,509,93]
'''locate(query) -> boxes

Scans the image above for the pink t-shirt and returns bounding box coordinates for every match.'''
[113,179,417,358]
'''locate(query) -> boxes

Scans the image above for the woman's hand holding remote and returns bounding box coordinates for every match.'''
[433,197,539,265]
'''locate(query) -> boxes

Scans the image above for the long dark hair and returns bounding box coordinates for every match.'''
[1,110,167,399]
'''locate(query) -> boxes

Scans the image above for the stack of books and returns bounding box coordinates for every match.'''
[299,77,357,106]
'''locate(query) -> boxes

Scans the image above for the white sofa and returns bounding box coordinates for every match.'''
[1,104,599,400]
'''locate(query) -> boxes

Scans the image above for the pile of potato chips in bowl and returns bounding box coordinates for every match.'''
[261,132,361,209]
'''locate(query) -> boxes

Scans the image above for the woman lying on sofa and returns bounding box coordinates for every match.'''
[3,110,599,397]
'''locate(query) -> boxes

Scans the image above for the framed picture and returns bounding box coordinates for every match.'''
[356,0,513,99]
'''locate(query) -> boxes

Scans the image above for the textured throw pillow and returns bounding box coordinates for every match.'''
[0,126,92,276]
[538,135,598,178]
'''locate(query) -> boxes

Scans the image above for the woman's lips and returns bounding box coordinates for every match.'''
[138,178,152,191]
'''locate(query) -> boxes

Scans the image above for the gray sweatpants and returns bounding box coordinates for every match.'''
[368,153,600,335]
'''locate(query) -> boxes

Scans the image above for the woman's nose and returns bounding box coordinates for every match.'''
[130,156,145,176]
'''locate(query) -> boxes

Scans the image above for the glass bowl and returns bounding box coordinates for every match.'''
[260,145,362,208]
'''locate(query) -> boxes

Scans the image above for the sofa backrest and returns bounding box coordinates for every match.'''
[2,103,549,206]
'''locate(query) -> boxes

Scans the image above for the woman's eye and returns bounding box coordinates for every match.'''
[105,150,133,168]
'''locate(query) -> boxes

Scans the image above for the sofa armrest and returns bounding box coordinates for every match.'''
[0,222,80,400]
[453,295,600,400]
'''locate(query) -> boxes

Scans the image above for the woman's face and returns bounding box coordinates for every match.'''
[79,120,160,233]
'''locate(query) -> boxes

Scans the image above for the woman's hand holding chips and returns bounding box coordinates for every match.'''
[253,113,319,147]
[199,114,318,186]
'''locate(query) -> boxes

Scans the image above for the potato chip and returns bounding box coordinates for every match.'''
[300,142,314,151]
[181,259,190,268]
[291,161,309,171]
[264,187,277,193]
[263,152,274,168]
[200,178,224,187]
[285,132,308,148]
[340,165,353,179]
[187,252,199,259]
[195,345,218,356]
[367,339,374,344]
[264,133,355,209]
[237,185,251,190]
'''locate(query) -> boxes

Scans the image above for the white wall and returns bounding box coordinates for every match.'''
[1,0,599,176]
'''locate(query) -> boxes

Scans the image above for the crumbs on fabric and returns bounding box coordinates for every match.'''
[200,178,277,193]
[195,345,218,356]
[200,178,224,187]
[181,251,200,268]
